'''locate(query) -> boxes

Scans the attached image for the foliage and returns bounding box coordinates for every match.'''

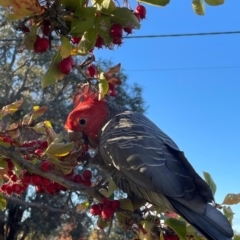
[0,1,234,240]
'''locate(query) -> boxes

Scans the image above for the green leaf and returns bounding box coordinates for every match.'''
[204,0,224,6]
[138,0,170,7]
[0,98,23,121]
[100,0,116,13]
[60,36,72,58]
[107,178,117,198]
[119,198,133,212]
[165,218,187,240]
[71,8,96,35]
[110,7,140,29]
[116,212,127,224]
[77,28,97,55]
[41,51,65,88]
[45,141,74,157]
[203,171,217,195]
[95,16,112,45]
[192,0,205,15]
[222,193,240,205]
[222,206,234,225]
[0,193,6,210]
[71,17,95,35]
[60,0,85,9]
[23,25,38,50]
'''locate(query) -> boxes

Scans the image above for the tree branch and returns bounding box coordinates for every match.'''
[4,195,67,213]
[0,145,104,202]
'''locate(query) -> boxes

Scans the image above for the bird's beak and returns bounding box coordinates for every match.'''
[67,130,83,142]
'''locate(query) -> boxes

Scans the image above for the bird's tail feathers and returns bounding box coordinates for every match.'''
[168,198,233,240]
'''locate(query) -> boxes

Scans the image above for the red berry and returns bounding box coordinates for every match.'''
[1,183,8,192]
[40,140,48,149]
[31,174,41,185]
[82,169,92,180]
[134,12,141,22]
[35,185,45,193]
[12,183,22,194]
[90,204,102,216]
[73,174,83,184]
[40,161,52,172]
[102,197,111,206]
[65,56,75,67]
[83,179,91,186]
[95,36,104,49]
[34,148,44,156]
[112,37,123,46]
[135,4,146,19]
[40,177,51,187]
[22,173,31,185]
[2,136,13,144]
[6,184,13,195]
[71,36,81,44]
[101,206,114,219]
[58,59,72,75]
[11,174,18,182]
[45,182,56,194]
[111,200,120,210]
[110,24,123,38]
[123,26,133,35]
[5,159,14,170]
[86,65,97,77]
[34,36,50,53]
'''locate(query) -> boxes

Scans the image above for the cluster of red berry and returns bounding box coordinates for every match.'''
[0,135,93,195]
[90,197,120,220]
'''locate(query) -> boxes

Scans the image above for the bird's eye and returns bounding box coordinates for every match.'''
[79,118,87,126]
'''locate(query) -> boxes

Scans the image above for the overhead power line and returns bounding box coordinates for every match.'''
[0,30,240,42]
[124,30,240,39]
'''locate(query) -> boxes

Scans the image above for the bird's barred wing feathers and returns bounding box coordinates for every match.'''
[100,111,213,207]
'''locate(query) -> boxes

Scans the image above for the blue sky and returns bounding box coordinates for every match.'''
[95,0,240,231]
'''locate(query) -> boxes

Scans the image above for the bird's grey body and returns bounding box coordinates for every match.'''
[98,110,233,240]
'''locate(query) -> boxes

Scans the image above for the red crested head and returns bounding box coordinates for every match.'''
[65,84,108,148]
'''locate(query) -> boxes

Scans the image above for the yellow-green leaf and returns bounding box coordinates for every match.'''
[192,0,205,15]
[138,0,170,7]
[0,193,6,210]
[119,198,133,212]
[45,142,74,157]
[41,51,65,88]
[0,0,42,20]
[0,99,23,121]
[98,72,109,100]
[60,36,72,59]
[203,171,217,195]
[76,201,90,212]
[222,193,240,205]
[30,106,48,122]
[23,25,38,50]
[107,178,117,198]
[204,0,224,6]
[77,28,97,55]
[165,218,187,240]
[97,216,109,229]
